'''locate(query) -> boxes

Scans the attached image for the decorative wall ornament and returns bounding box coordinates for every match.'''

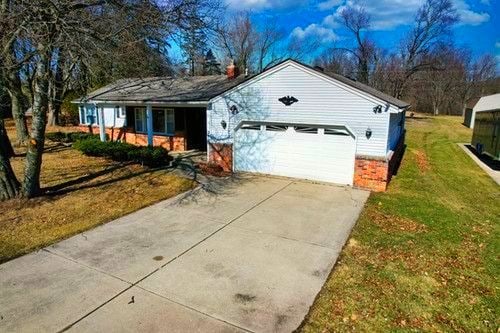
[373,105,383,113]
[229,105,239,115]
[278,96,299,106]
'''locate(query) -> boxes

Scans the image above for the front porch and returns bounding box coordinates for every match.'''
[78,105,207,152]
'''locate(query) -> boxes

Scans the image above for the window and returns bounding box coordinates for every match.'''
[116,106,126,118]
[81,106,98,125]
[79,107,85,124]
[153,109,165,133]
[266,125,288,132]
[135,107,175,135]
[135,108,146,132]
[294,126,318,134]
[240,124,261,130]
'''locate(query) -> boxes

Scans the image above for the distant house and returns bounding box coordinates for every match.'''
[74,59,410,191]
[471,93,500,160]
[463,97,480,128]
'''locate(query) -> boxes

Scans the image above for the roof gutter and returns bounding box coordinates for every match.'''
[71,100,210,107]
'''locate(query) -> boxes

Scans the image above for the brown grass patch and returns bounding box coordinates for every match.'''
[414,149,431,172]
[368,207,428,233]
[0,123,195,263]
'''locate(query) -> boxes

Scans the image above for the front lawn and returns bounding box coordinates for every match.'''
[300,116,499,332]
[0,122,195,263]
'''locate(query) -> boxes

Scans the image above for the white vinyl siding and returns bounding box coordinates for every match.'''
[208,63,397,158]
[79,104,126,128]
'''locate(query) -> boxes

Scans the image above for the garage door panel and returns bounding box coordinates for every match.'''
[234,124,356,185]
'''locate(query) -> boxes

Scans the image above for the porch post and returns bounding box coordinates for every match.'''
[97,104,106,142]
[146,104,153,146]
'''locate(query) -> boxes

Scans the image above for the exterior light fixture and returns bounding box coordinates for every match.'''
[221,120,227,129]
[230,105,239,115]
[278,96,299,106]
[366,128,372,139]
[373,105,383,113]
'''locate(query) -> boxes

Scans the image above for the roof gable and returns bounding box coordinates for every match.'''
[211,59,409,109]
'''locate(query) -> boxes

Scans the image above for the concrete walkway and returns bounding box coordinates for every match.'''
[459,144,500,185]
[0,175,369,333]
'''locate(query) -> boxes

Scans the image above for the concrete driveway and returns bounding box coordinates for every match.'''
[0,175,368,333]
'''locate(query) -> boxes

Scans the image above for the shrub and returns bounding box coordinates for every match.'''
[73,138,172,167]
[46,131,99,143]
[127,146,171,167]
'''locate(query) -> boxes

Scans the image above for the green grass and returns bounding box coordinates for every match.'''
[299,116,499,332]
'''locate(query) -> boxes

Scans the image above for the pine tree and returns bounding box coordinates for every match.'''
[203,49,221,75]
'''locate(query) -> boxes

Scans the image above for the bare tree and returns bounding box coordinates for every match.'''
[338,6,376,84]
[216,12,257,72]
[392,0,458,98]
[255,20,285,72]
[0,0,197,200]
[0,0,30,145]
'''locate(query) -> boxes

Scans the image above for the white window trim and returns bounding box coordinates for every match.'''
[134,107,175,136]
[81,106,98,125]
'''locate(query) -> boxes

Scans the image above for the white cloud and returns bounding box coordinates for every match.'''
[453,0,490,26]
[225,0,308,10]
[291,23,339,42]
[318,0,343,10]
[322,14,340,28]
[315,0,491,31]
[480,0,490,5]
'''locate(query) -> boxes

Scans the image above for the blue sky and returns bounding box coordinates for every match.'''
[224,0,499,63]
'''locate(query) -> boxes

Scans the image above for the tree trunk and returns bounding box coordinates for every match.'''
[8,87,29,145]
[5,39,29,145]
[0,118,20,200]
[22,49,50,198]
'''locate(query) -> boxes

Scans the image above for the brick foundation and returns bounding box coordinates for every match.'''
[77,125,186,151]
[354,132,406,192]
[208,143,233,172]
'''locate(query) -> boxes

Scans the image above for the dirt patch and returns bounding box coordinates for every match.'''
[414,150,430,172]
[152,256,164,261]
[196,162,232,177]
[234,293,256,304]
[368,208,428,234]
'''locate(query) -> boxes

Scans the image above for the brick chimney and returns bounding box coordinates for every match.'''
[226,59,239,79]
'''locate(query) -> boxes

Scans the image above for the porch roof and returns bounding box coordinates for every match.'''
[74,75,247,104]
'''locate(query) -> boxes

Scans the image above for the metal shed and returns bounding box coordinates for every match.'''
[471,94,500,160]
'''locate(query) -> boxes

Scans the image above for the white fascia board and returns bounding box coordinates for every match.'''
[78,100,209,107]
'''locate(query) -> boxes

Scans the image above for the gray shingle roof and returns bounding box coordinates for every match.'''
[324,72,410,109]
[75,75,247,103]
[75,59,410,109]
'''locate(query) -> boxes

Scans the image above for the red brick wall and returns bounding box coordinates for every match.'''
[353,158,389,192]
[208,143,233,172]
[354,131,406,192]
[77,125,186,151]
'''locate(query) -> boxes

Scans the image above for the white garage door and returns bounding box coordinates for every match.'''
[234,122,356,185]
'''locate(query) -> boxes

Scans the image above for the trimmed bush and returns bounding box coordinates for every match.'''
[73,138,171,167]
[46,131,100,143]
